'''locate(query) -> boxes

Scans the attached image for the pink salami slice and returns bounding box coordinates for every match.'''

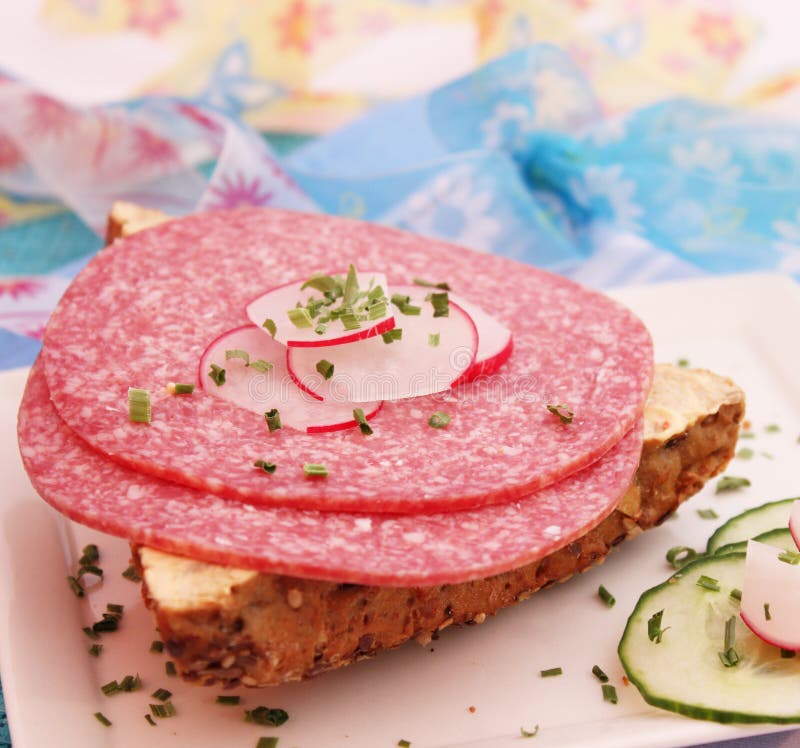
[19,360,643,586]
[42,209,652,514]
[199,325,382,433]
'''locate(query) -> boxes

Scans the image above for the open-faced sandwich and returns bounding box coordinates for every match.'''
[18,204,744,693]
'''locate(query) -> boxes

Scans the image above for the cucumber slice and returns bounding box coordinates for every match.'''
[619,553,800,723]
[715,527,798,556]
[707,498,799,554]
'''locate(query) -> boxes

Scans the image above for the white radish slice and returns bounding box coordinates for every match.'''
[788,500,800,550]
[287,285,478,403]
[451,295,513,384]
[199,325,381,433]
[245,270,395,347]
[740,539,800,651]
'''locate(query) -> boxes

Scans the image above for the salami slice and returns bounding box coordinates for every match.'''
[19,360,643,586]
[41,209,653,514]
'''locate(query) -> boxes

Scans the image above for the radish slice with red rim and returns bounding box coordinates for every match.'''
[286,285,478,403]
[245,269,394,348]
[450,295,513,385]
[199,325,381,433]
[740,539,800,651]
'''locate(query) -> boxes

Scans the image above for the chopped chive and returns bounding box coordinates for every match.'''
[77,564,103,579]
[739,431,755,439]
[368,300,388,320]
[429,291,449,318]
[67,575,84,597]
[314,322,327,335]
[254,460,277,474]
[697,508,719,520]
[765,423,781,433]
[719,648,740,667]
[88,644,103,657]
[601,684,618,704]
[764,602,772,621]
[101,680,119,696]
[391,293,411,308]
[382,328,403,343]
[262,318,277,337]
[226,348,250,365]
[92,617,118,633]
[170,382,195,395]
[666,546,697,570]
[150,701,177,718]
[729,588,742,602]
[520,726,539,738]
[248,359,273,373]
[82,626,100,640]
[736,447,754,460]
[398,741,412,748]
[428,332,440,347]
[265,408,282,433]
[145,714,157,727]
[340,312,361,330]
[303,463,328,478]
[540,667,562,677]
[546,403,574,424]
[165,661,177,676]
[598,585,616,608]
[413,277,451,291]
[119,674,141,692]
[79,544,99,565]
[128,387,152,423]
[368,284,386,301]
[216,695,241,705]
[647,609,667,643]
[315,359,334,380]
[342,264,359,307]
[676,358,690,368]
[696,575,720,592]
[257,739,279,748]
[716,476,750,493]
[591,665,609,683]
[301,273,340,294]
[761,451,774,460]
[208,363,226,386]
[122,564,141,582]
[287,307,313,329]
[724,616,736,652]
[94,712,112,727]
[778,550,800,565]
[150,640,164,653]
[781,649,796,658]
[399,303,421,316]
[244,706,290,726]
[151,688,172,702]
[107,603,124,615]
[353,407,373,436]
[428,411,451,429]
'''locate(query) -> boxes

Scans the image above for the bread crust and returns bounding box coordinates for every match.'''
[134,367,744,687]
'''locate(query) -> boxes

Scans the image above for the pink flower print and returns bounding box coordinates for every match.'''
[131,125,179,167]
[207,173,274,210]
[691,12,746,64]
[0,134,23,172]
[26,95,76,139]
[125,0,181,36]
[0,279,45,300]
[275,1,335,54]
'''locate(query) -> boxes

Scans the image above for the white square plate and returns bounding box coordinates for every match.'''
[1,273,799,748]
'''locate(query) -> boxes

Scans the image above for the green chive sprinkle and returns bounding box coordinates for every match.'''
[647,609,667,643]
[602,684,618,704]
[265,408,282,433]
[171,382,195,395]
[676,358,690,368]
[303,463,328,478]
[314,322,327,335]
[216,695,241,706]
[736,447,754,460]
[67,575,84,597]
[697,508,718,519]
[730,588,742,602]
[591,665,609,683]
[249,359,273,373]
[149,701,177,719]
[262,318,277,337]
[724,616,736,651]
[353,408,373,436]
[78,564,103,579]
[428,333,440,347]
[391,293,411,308]
[287,307,313,329]
[257,739,279,748]
[778,550,800,565]
[226,348,250,365]
[546,403,574,424]
[150,640,164,653]
[598,585,616,608]
[79,544,99,565]
[254,459,277,474]
[429,291,449,318]
[82,626,100,640]
[122,564,141,582]
[244,707,290,726]
[92,617,118,633]
[208,364,226,386]
[765,603,772,621]
[765,423,781,433]
[696,575,721,592]
[716,476,751,493]
[316,359,334,380]
[151,688,172,702]
[128,387,152,423]
[739,431,755,439]
[107,603,124,615]
[119,674,141,692]
[101,680,119,696]
[145,714,157,727]
[413,277,451,291]
[781,649,796,658]
[301,273,339,294]
[540,667,562,677]
[428,411,451,429]
[165,661,177,676]
[94,712,112,727]
[381,328,403,343]
[666,545,697,570]
[719,648,740,667]
[520,726,539,739]
[368,300,388,320]
[342,264,359,307]
[398,740,412,748]
[88,644,103,657]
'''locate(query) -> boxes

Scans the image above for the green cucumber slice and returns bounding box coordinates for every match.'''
[715,527,798,556]
[619,553,800,723]
[707,498,798,554]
